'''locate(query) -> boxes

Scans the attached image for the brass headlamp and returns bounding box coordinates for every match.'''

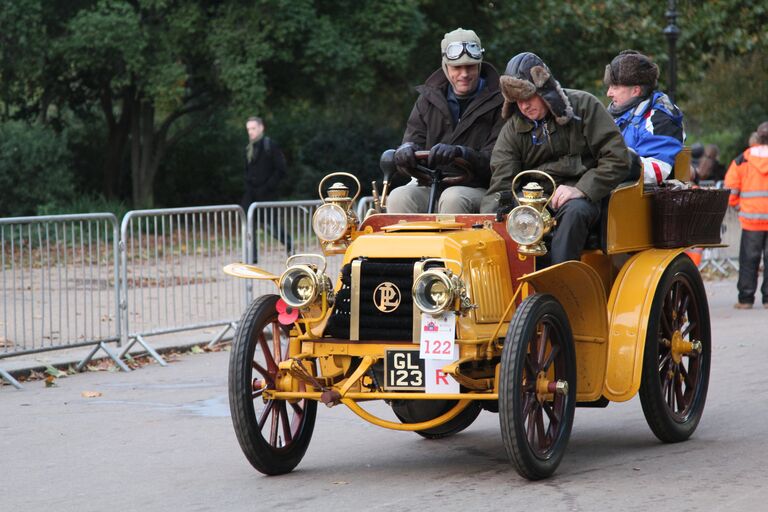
[506,170,556,256]
[278,254,334,310]
[313,172,360,253]
[412,259,473,315]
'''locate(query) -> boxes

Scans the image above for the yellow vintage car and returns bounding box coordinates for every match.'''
[224,148,712,480]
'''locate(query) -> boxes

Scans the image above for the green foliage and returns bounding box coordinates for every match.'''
[37,192,130,220]
[1,0,767,211]
[154,111,243,207]
[685,51,768,162]
[0,121,75,216]
[271,110,402,200]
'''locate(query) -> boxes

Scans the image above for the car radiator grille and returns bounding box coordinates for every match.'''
[325,258,417,341]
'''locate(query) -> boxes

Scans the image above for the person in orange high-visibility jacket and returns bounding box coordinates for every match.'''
[724,121,768,309]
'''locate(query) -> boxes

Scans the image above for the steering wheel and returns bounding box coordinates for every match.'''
[397,150,474,187]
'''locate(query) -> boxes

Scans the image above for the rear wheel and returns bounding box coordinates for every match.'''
[391,399,482,439]
[639,255,710,442]
[499,293,576,480]
[228,295,316,475]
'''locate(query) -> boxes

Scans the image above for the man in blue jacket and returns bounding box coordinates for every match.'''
[604,50,684,184]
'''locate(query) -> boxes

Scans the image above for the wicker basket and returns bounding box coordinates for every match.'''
[651,188,730,248]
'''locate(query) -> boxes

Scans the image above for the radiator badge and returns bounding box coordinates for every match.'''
[373,282,401,313]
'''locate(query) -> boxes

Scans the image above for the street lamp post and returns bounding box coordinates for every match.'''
[664,0,680,103]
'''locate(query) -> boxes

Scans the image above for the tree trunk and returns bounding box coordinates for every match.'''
[100,89,132,199]
[131,99,158,208]
[129,93,214,208]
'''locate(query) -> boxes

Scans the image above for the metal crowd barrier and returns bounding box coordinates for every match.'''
[700,206,741,276]
[245,201,343,302]
[0,195,747,389]
[0,214,122,389]
[119,206,247,365]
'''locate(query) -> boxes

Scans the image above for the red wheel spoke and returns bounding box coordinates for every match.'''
[258,332,278,373]
[540,344,560,373]
[279,401,293,444]
[674,369,685,413]
[269,402,280,446]
[679,293,690,320]
[679,363,692,389]
[681,320,696,338]
[252,360,270,379]
[666,368,675,408]
[661,369,672,397]
[658,352,671,374]
[542,400,560,425]
[537,323,549,366]
[535,406,546,449]
[526,403,537,445]
[271,321,283,364]
[257,401,274,430]
[290,400,304,416]
[252,388,264,399]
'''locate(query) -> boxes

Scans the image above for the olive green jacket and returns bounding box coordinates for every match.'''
[480,89,629,212]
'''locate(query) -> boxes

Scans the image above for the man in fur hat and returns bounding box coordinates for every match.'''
[387,28,504,213]
[481,52,629,264]
[605,50,684,185]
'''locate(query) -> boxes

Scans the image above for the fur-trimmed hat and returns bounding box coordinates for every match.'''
[499,52,574,125]
[603,50,659,88]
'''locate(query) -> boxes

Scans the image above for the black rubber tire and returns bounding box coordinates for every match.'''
[228,294,317,475]
[639,255,711,443]
[391,399,482,439]
[499,293,576,480]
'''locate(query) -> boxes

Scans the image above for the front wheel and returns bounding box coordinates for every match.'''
[228,294,317,475]
[639,255,710,442]
[499,293,576,480]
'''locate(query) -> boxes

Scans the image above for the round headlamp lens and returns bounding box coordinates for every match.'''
[312,204,348,242]
[279,266,318,308]
[413,271,454,314]
[507,205,544,245]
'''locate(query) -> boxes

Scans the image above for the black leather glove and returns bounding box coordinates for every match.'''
[428,143,465,168]
[394,143,418,171]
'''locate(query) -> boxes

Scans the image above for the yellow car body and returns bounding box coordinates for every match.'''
[225,148,713,479]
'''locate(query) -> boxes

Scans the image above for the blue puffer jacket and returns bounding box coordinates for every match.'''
[612,91,684,184]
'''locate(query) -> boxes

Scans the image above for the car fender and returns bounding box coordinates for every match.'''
[518,260,609,402]
[603,248,688,401]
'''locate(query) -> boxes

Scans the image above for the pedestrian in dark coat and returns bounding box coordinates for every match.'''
[242,116,292,262]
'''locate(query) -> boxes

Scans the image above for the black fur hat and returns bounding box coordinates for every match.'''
[603,50,659,88]
[499,52,573,125]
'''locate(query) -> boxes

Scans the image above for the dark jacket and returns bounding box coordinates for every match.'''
[481,89,629,212]
[243,136,286,202]
[403,62,504,189]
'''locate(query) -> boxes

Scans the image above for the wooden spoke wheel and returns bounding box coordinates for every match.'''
[499,293,576,480]
[228,294,316,475]
[640,255,711,442]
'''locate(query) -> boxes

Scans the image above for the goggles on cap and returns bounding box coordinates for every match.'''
[443,41,484,61]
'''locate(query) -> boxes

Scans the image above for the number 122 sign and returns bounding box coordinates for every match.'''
[419,312,456,360]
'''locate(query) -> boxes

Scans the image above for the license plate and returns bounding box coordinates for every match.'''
[384,349,425,391]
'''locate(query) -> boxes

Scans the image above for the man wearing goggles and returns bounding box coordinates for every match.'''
[388,28,504,214]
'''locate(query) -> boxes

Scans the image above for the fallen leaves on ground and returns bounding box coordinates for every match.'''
[81,390,102,398]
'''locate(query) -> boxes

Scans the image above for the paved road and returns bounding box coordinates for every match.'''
[2,277,767,512]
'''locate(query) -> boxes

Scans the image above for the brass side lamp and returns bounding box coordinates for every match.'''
[505,170,556,256]
[312,172,361,253]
